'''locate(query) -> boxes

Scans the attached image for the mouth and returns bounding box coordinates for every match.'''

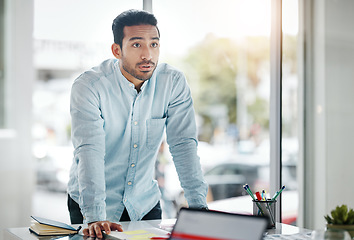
[137,61,155,72]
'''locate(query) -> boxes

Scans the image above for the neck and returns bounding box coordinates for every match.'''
[119,63,144,92]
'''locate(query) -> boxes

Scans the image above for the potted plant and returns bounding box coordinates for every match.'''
[325,204,354,238]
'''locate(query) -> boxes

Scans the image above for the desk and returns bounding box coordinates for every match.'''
[4,220,163,240]
[4,220,311,240]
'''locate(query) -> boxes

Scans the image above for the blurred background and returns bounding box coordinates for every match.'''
[2,1,354,239]
[30,0,299,225]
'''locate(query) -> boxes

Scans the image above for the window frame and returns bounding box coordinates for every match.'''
[269,0,283,223]
[0,0,5,128]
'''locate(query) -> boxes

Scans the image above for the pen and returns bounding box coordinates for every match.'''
[271,185,286,201]
[244,184,255,198]
[255,191,263,215]
[243,184,255,200]
[243,184,265,216]
[255,191,262,201]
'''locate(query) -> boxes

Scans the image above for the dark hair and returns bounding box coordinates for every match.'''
[112,9,160,47]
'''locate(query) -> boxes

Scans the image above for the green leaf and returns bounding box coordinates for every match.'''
[324,215,333,224]
[339,205,348,223]
[347,209,354,224]
[331,209,339,224]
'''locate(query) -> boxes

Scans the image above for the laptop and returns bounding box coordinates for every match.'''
[169,208,269,240]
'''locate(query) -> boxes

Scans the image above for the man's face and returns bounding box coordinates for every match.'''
[112,24,160,83]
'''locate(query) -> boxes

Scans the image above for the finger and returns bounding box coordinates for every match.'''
[89,225,96,237]
[82,234,90,239]
[82,227,90,236]
[93,224,103,238]
[102,222,111,234]
[111,223,124,232]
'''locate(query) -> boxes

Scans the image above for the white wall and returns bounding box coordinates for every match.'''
[301,0,354,230]
[0,0,34,239]
[325,0,354,211]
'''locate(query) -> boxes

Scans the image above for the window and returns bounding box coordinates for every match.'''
[153,0,298,224]
[154,0,272,215]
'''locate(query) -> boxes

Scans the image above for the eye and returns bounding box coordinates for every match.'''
[132,43,140,48]
[151,42,159,48]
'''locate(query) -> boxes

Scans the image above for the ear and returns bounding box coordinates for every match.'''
[111,43,122,59]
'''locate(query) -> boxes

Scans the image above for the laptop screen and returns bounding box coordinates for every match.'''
[169,208,268,240]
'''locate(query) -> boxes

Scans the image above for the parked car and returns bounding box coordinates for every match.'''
[204,162,263,201]
[168,158,297,216]
[204,159,297,201]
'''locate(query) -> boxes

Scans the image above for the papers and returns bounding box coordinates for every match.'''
[264,232,312,239]
[158,219,176,232]
[108,227,170,240]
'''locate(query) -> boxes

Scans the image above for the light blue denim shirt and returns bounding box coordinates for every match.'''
[67,59,208,223]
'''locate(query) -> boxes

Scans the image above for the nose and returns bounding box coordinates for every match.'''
[141,45,152,61]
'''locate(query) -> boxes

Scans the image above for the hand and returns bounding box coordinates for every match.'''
[83,220,123,238]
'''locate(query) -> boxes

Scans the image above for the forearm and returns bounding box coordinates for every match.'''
[170,140,208,208]
[165,74,208,207]
[76,149,106,223]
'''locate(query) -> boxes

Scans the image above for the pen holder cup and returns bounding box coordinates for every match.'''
[253,199,276,229]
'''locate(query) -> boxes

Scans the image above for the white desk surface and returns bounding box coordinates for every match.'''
[4,219,311,240]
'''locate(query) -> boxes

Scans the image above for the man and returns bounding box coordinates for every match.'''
[67,9,208,238]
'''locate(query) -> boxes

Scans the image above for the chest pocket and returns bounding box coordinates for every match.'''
[146,118,166,150]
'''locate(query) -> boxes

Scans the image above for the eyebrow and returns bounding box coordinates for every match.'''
[128,37,160,41]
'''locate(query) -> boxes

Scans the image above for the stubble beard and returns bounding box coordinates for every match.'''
[121,58,158,81]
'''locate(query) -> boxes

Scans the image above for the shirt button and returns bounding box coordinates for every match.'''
[131,163,135,167]
[134,121,138,125]
[127,181,132,185]
[133,144,138,148]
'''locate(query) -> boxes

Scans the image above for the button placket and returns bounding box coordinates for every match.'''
[126,95,140,195]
